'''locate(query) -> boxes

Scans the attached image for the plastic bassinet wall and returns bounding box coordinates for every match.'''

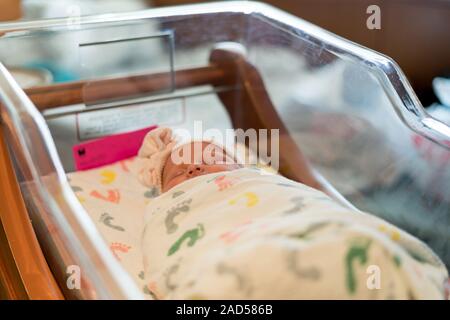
[0,1,449,299]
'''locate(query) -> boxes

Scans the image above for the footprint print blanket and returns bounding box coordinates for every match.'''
[67,157,155,296]
[142,168,448,299]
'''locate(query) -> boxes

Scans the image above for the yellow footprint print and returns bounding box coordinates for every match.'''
[100,170,117,185]
[378,224,401,242]
[77,195,86,203]
[229,192,259,208]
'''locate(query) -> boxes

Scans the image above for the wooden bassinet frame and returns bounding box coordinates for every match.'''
[0,46,323,299]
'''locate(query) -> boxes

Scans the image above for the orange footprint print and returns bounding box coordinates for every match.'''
[146,281,162,299]
[110,242,131,261]
[90,189,121,204]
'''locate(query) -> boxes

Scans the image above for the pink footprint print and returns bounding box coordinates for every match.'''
[215,175,238,191]
[110,242,131,261]
[220,220,252,244]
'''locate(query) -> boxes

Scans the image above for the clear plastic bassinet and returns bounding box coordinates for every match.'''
[0,1,448,299]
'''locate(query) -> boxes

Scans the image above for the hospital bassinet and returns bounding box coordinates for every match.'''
[0,1,449,300]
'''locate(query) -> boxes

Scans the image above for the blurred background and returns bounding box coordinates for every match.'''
[1,0,450,108]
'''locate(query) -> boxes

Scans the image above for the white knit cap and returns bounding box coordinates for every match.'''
[137,127,178,191]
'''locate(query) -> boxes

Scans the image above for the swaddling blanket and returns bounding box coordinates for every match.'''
[142,168,448,299]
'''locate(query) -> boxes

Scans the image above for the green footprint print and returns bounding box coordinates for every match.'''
[144,187,159,199]
[217,262,252,296]
[100,212,125,232]
[164,262,181,291]
[172,191,185,198]
[284,196,305,214]
[345,238,372,294]
[168,224,205,256]
[286,251,321,280]
[71,185,83,193]
[290,221,330,241]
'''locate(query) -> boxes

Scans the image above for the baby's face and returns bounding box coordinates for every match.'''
[162,141,241,193]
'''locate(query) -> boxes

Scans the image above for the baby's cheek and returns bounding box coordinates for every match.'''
[164,175,188,192]
[207,164,238,173]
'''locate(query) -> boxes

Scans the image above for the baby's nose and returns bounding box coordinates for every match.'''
[186,164,204,177]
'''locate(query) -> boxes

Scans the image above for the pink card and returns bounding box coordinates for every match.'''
[73,125,157,171]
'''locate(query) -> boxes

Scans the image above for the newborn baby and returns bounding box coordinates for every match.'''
[138,127,242,193]
[137,127,448,300]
